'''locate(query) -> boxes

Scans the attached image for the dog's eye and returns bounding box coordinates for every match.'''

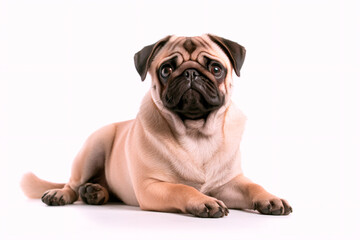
[209,62,224,79]
[160,65,173,79]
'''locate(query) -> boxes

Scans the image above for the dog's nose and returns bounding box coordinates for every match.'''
[184,69,200,81]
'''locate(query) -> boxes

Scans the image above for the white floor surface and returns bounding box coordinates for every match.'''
[1,191,358,240]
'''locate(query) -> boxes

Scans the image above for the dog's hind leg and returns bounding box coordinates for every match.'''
[40,124,116,206]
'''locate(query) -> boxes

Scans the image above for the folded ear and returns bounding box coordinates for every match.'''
[134,36,171,81]
[207,34,246,77]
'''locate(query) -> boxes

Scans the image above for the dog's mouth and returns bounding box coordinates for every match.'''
[171,89,219,120]
[162,69,224,121]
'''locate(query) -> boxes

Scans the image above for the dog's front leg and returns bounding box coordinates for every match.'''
[136,181,228,218]
[211,175,292,215]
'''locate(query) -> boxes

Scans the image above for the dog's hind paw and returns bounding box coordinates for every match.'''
[79,183,109,205]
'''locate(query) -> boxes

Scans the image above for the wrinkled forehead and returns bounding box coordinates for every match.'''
[152,35,231,67]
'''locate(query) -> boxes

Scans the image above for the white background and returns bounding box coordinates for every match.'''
[1,0,359,239]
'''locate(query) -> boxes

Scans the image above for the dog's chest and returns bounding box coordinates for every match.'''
[174,134,234,191]
[179,135,220,165]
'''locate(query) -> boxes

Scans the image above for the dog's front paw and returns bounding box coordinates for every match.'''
[186,196,229,218]
[253,196,292,215]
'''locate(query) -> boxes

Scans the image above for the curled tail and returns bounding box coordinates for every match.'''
[20,172,65,199]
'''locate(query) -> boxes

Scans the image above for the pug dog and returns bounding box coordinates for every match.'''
[21,34,292,218]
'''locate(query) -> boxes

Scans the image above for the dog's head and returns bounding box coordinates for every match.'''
[134,34,246,124]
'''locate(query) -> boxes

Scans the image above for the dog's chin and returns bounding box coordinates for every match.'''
[174,110,210,130]
[177,111,210,121]
[183,118,206,129]
[178,112,209,129]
